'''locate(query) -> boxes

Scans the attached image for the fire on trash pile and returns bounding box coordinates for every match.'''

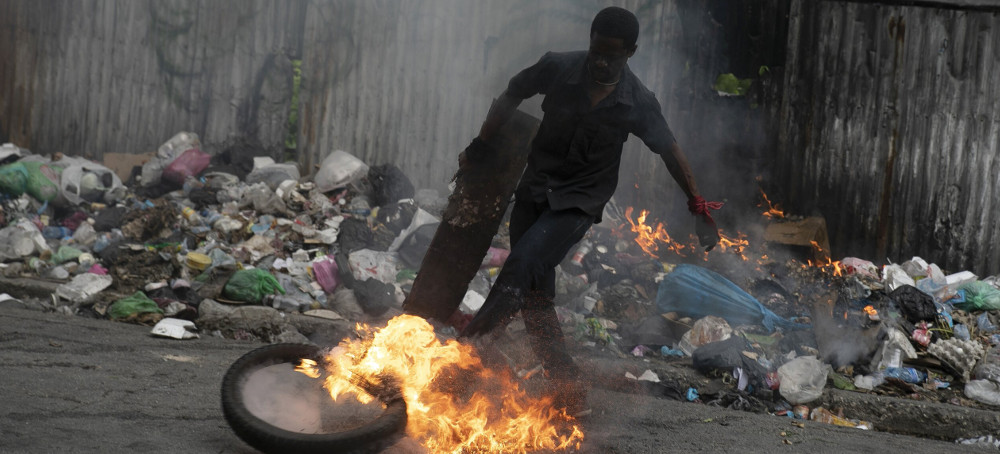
[1,133,999,447]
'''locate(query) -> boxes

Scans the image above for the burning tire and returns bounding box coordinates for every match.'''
[221,343,408,454]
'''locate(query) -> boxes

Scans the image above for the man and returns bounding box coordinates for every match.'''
[459,6,722,412]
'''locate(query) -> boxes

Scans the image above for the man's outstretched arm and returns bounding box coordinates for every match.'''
[656,142,722,251]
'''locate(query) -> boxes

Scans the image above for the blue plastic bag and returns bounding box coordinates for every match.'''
[656,264,808,333]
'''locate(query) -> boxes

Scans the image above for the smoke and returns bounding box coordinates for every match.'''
[241,364,324,433]
[241,363,383,434]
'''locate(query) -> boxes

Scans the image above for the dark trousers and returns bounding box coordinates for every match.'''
[461,197,594,380]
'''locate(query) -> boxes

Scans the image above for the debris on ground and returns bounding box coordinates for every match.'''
[2,134,999,445]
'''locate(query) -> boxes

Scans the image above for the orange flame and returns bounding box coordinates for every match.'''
[307,315,583,453]
[806,241,843,276]
[863,305,880,321]
[624,207,688,257]
[717,231,750,261]
[622,207,753,261]
[758,188,785,219]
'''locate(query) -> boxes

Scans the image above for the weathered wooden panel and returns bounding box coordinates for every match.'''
[776,0,1000,273]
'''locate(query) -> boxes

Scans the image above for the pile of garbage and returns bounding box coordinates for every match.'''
[1,132,998,438]
[584,245,1000,434]
[0,133,440,343]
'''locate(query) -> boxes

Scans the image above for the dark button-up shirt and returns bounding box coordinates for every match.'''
[506,50,677,223]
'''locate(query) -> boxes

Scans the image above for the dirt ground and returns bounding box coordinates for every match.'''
[0,302,992,454]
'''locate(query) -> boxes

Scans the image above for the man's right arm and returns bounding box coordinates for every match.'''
[478,90,523,142]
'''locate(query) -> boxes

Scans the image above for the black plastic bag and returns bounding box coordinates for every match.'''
[890,285,937,323]
[367,164,414,207]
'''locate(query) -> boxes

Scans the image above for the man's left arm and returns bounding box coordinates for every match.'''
[654,141,722,251]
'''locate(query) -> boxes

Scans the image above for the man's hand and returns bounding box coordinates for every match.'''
[695,213,720,252]
[688,196,723,252]
[459,137,496,168]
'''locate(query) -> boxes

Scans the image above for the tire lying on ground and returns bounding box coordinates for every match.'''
[220,343,408,454]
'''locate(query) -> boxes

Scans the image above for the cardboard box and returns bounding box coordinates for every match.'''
[764,216,831,261]
[102,151,156,182]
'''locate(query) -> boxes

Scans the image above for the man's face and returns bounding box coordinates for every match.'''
[586,33,635,84]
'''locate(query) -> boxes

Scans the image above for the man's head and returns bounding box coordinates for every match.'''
[587,7,638,84]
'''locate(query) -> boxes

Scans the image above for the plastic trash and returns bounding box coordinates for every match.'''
[180,206,204,226]
[840,257,878,279]
[242,182,288,215]
[678,315,732,355]
[142,132,200,187]
[870,327,918,371]
[161,147,211,186]
[853,373,885,390]
[953,323,971,341]
[108,291,164,320]
[0,142,26,162]
[314,150,368,193]
[93,229,124,253]
[777,355,828,404]
[916,263,950,301]
[889,285,937,323]
[810,407,872,430]
[964,380,1000,406]
[51,245,83,265]
[44,265,70,280]
[0,160,63,202]
[978,312,998,333]
[58,157,125,205]
[974,344,1000,383]
[43,226,72,239]
[956,435,1000,450]
[348,249,401,283]
[954,281,1000,311]
[882,263,916,291]
[246,159,301,190]
[311,258,340,294]
[55,273,113,304]
[150,318,200,339]
[223,268,286,304]
[72,222,97,247]
[656,264,807,332]
[882,367,927,384]
[0,219,50,261]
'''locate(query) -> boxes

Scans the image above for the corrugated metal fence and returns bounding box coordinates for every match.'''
[775,0,1000,273]
[1,0,780,227]
[2,0,996,273]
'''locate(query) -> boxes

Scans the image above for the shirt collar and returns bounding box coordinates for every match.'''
[568,56,635,107]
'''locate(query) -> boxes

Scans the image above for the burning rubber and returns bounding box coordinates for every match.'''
[221,315,585,453]
[220,343,408,454]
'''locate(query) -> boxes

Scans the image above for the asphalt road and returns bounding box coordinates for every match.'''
[0,302,991,454]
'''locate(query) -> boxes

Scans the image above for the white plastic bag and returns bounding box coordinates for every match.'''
[347,249,400,283]
[141,132,200,187]
[55,273,113,304]
[246,157,301,190]
[777,355,828,404]
[314,150,368,193]
[0,218,50,260]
